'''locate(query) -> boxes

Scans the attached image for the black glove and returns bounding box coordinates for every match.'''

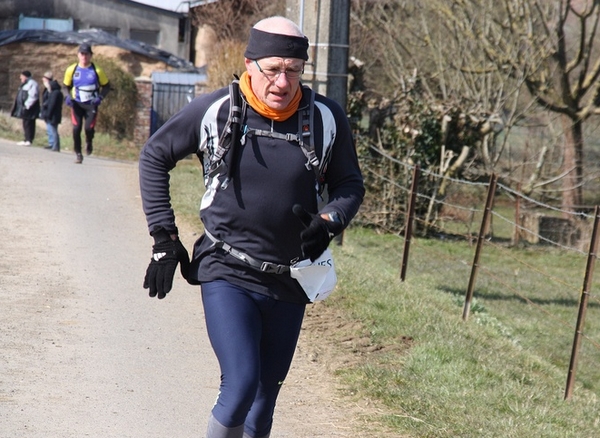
[143,229,190,299]
[293,204,344,262]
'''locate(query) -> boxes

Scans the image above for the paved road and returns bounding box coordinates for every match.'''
[0,141,219,437]
[0,139,391,438]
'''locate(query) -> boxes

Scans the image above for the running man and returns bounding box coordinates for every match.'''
[63,43,110,164]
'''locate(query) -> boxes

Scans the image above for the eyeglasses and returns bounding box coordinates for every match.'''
[254,60,304,80]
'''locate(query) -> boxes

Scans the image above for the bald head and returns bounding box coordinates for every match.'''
[253,16,305,38]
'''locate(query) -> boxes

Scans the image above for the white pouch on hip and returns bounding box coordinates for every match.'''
[290,248,337,302]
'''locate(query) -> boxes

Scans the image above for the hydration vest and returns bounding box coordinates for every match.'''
[205,78,331,195]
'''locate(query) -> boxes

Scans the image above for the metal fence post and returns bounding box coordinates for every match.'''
[400,165,420,282]
[463,173,497,321]
[565,205,600,400]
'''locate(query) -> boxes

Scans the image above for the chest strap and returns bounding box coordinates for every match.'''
[242,128,318,171]
[240,89,319,173]
[204,229,291,274]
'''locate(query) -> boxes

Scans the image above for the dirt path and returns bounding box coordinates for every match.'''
[0,139,393,438]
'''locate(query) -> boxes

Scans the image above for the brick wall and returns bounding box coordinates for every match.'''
[134,77,152,147]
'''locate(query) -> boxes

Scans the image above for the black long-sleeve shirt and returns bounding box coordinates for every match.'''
[139,85,364,303]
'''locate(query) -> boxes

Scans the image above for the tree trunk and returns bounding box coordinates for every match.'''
[561,115,584,214]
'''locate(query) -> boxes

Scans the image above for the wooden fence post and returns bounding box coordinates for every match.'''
[565,205,600,400]
[463,174,497,321]
[400,165,420,282]
[512,182,521,245]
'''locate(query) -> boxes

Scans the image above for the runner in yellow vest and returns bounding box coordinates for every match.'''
[63,43,110,164]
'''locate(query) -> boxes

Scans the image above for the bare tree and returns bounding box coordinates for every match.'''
[350,1,530,174]
[189,0,285,41]
[437,0,600,212]
[349,1,526,230]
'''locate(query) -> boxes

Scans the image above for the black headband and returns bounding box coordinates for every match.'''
[244,28,309,61]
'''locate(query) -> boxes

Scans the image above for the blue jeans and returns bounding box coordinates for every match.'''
[46,122,60,150]
[201,280,305,437]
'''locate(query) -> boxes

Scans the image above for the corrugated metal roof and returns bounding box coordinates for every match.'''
[151,71,207,84]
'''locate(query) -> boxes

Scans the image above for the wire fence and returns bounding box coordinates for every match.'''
[363,160,600,401]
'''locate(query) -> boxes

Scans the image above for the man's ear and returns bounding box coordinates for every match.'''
[244,58,254,75]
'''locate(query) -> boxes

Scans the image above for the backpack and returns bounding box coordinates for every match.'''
[205,78,331,195]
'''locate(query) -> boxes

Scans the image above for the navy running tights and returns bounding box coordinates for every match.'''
[201,280,305,437]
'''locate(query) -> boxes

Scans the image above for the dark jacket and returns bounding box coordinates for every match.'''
[40,80,63,125]
[11,78,40,120]
[139,85,365,304]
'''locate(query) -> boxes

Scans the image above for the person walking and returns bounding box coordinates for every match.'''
[40,71,63,152]
[11,70,40,146]
[139,15,364,438]
[63,43,110,163]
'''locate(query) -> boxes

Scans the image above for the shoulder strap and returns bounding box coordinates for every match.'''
[205,77,244,189]
[298,87,323,183]
[297,86,328,195]
[70,62,100,86]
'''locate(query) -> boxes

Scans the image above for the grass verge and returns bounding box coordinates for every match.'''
[324,230,600,437]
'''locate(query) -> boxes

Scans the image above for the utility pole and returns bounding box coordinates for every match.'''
[285,0,351,111]
[286,1,351,245]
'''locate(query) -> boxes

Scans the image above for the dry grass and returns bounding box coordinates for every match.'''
[206,40,247,91]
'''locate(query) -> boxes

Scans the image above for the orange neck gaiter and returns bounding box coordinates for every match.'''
[239,71,302,122]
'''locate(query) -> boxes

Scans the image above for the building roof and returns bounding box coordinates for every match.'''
[151,71,207,84]
[113,0,187,16]
[0,28,201,72]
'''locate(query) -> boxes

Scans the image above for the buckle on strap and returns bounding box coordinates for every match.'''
[204,229,290,274]
[260,261,290,274]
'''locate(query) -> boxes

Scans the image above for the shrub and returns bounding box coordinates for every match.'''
[93,56,138,140]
